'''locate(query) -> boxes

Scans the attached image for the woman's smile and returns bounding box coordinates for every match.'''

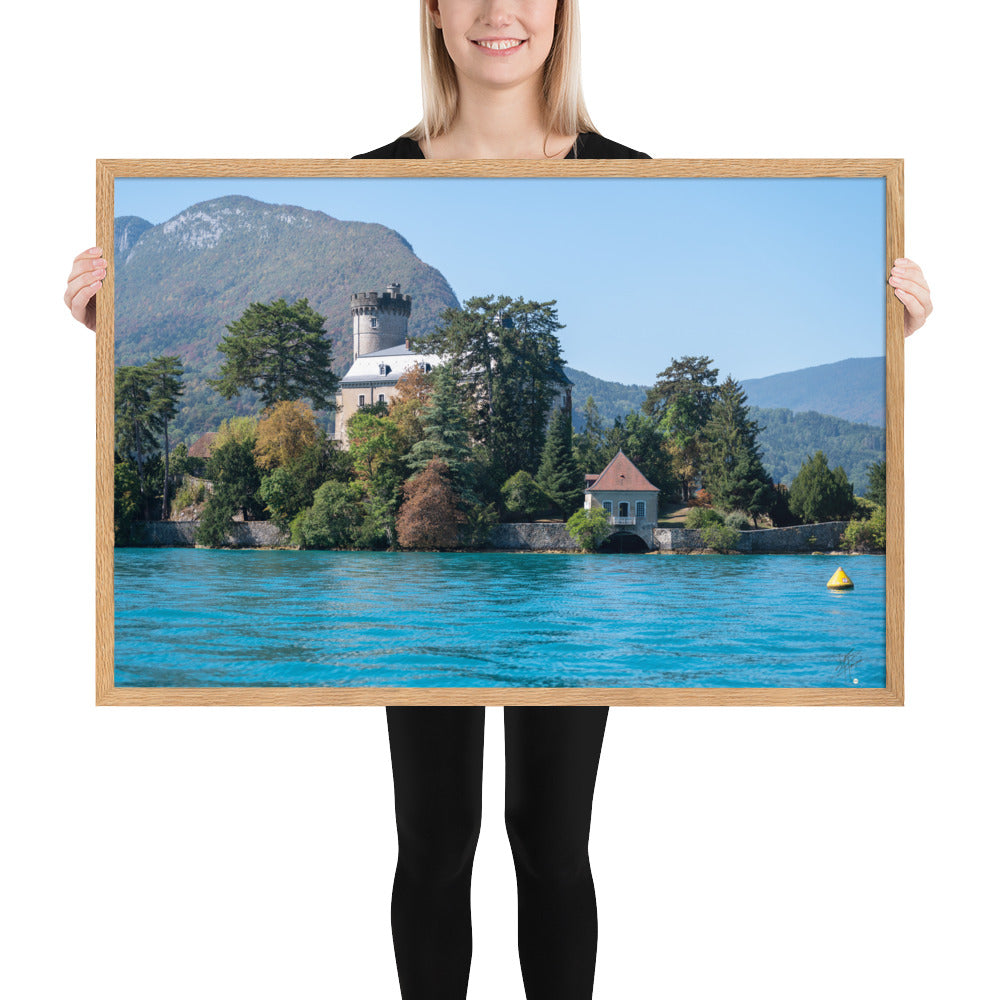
[471,37,528,55]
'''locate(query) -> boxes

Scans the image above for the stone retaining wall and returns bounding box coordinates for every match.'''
[490,522,577,550]
[654,521,849,553]
[132,520,291,548]
[129,519,848,553]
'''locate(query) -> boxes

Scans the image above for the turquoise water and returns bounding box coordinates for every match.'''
[113,549,886,688]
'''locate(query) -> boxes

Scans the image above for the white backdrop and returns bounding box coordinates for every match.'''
[3,2,996,997]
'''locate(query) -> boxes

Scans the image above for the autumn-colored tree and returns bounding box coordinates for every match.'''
[396,458,466,550]
[253,400,322,471]
[388,366,434,453]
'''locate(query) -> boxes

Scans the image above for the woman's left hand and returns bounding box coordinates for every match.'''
[888,258,933,337]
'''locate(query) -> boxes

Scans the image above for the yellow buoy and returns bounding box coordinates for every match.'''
[827,566,854,590]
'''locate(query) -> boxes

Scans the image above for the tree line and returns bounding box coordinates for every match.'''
[114,295,887,553]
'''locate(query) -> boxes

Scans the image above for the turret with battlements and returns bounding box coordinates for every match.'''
[351,282,412,359]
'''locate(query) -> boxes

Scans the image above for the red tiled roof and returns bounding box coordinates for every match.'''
[587,450,659,493]
[188,432,217,459]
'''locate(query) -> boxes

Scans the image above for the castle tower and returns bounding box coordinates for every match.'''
[351,282,412,360]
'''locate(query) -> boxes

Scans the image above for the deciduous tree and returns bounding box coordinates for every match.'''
[396,459,466,550]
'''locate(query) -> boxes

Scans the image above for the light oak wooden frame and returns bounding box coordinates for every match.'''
[96,157,904,707]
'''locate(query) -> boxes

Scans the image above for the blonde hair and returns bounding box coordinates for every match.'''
[402,0,600,156]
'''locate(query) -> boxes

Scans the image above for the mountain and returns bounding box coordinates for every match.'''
[748,407,885,494]
[740,356,885,427]
[566,363,885,494]
[114,196,460,441]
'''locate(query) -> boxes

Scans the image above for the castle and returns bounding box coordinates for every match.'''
[334,283,442,442]
[335,282,572,442]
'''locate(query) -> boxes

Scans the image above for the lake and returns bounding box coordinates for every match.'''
[113,549,886,688]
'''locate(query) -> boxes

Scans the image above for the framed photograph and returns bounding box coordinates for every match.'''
[96,157,903,706]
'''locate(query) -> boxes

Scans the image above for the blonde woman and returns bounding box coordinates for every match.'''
[65,3,932,998]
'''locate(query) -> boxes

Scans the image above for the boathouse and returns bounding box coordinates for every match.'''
[584,451,660,548]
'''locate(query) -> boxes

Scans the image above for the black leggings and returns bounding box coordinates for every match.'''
[386,705,609,1000]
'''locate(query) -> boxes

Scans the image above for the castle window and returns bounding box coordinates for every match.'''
[602,501,612,513]
[636,501,646,518]
[358,394,365,407]
[371,317,378,328]
[618,501,629,518]
[378,394,385,403]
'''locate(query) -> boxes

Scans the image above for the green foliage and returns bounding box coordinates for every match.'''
[701,376,774,525]
[412,294,568,480]
[750,407,885,495]
[866,460,887,508]
[684,507,724,529]
[567,372,647,430]
[724,511,750,530]
[535,407,583,519]
[566,506,611,552]
[259,467,304,526]
[144,355,186,520]
[500,470,548,521]
[406,363,476,496]
[170,477,207,516]
[348,409,404,484]
[462,502,500,550]
[572,395,606,477]
[208,297,339,411]
[195,494,236,547]
[205,437,264,523]
[788,451,855,523]
[842,504,886,553]
[292,480,365,549]
[169,442,190,478]
[113,461,142,545]
[700,521,741,552]
[642,356,720,502]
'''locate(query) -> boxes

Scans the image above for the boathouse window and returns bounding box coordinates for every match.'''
[636,501,646,518]
[602,501,612,513]
[618,502,629,517]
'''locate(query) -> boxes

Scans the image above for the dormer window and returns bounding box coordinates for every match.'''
[423,363,432,373]
[378,363,391,376]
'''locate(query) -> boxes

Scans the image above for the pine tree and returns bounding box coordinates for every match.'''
[702,376,774,526]
[788,451,855,523]
[145,355,185,519]
[535,406,583,519]
[413,293,567,479]
[209,297,339,410]
[407,363,475,497]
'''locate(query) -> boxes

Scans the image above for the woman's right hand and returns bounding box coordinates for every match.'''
[64,247,107,331]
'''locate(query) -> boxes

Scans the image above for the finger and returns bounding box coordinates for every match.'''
[890,263,928,291]
[892,285,928,322]
[68,278,102,324]
[64,265,106,309]
[67,253,108,284]
[887,275,929,301]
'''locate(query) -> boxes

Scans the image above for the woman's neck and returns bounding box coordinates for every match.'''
[419,83,577,159]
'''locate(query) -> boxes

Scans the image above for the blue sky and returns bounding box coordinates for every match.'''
[116,176,886,384]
